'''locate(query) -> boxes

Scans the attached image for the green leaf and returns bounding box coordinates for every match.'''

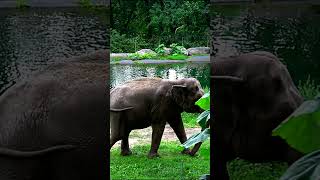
[197,110,210,129]
[280,149,320,180]
[195,92,210,110]
[182,128,210,148]
[272,97,320,154]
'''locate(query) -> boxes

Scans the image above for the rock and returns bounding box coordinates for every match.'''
[111,53,131,58]
[163,48,172,55]
[180,47,188,56]
[187,47,210,56]
[136,49,156,55]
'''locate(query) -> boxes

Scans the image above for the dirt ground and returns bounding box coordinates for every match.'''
[112,125,201,147]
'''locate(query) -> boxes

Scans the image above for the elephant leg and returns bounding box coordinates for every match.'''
[110,112,122,149]
[121,130,132,156]
[189,142,202,156]
[110,136,120,150]
[148,123,165,158]
[212,139,231,180]
[168,116,190,154]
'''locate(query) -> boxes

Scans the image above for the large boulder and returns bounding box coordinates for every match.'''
[187,47,210,55]
[163,47,172,55]
[136,49,156,56]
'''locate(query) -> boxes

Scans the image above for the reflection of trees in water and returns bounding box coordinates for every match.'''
[110,64,210,89]
[0,9,109,94]
[0,15,19,94]
[212,5,320,84]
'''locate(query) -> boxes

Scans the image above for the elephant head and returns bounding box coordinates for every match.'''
[170,78,204,113]
[211,51,304,179]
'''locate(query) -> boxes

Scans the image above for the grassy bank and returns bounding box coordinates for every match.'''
[111,54,209,62]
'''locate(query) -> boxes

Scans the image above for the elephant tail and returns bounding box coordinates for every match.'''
[110,107,134,111]
[0,145,76,158]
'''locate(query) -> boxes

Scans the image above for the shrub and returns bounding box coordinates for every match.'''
[155,44,166,56]
[170,43,187,55]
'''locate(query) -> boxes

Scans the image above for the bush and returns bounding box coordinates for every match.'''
[155,44,166,56]
[169,43,187,55]
[111,29,150,53]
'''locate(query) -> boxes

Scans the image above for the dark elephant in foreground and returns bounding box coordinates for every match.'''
[211,51,304,179]
[110,77,204,158]
[0,50,108,180]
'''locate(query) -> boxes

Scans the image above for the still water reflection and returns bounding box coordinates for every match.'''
[110,64,210,89]
[211,4,320,85]
[0,8,109,94]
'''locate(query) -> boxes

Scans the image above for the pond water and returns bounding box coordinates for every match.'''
[211,4,320,85]
[110,63,210,89]
[0,8,109,94]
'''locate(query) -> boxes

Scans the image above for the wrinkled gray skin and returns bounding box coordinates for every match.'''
[211,51,304,180]
[110,77,204,158]
[0,50,108,180]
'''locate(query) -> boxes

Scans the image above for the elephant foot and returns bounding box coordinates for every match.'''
[120,149,132,156]
[148,152,160,159]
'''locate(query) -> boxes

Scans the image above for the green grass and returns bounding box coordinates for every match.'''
[182,112,199,128]
[228,159,288,180]
[110,141,210,180]
[166,54,189,60]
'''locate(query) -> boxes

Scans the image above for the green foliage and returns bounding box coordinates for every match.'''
[79,0,92,8]
[183,92,210,149]
[228,158,288,180]
[111,29,149,53]
[272,95,320,154]
[195,92,210,111]
[110,141,210,180]
[298,75,320,100]
[16,0,28,8]
[155,44,166,56]
[111,0,209,52]
[279,149,320,180]
[148,0,209,47]
[128,52,157,60]
[169,43,187,55]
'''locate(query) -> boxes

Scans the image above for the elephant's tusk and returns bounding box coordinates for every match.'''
[0,145,76,158]
[210,75,244,82]
[110,107,134,111]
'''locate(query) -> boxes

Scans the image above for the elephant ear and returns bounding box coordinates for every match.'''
[171,85,187,105]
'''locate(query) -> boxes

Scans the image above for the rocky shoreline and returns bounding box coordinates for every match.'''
[111,47,210,65]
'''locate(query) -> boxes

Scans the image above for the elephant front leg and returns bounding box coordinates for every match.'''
[148,123,165,158]
[213,139,231,180]
[168,116,190,155]
[121,130,132,156]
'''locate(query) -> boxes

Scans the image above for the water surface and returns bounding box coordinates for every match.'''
[211,4,320,84]
[0,8,109,94]
[111,64,210,89]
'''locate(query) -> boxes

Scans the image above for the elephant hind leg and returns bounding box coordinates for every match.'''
[110,112,123,149]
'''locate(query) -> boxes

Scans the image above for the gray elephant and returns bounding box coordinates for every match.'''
[0,50,108,180]
[110,77,204,158]
[211,51,304,179]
